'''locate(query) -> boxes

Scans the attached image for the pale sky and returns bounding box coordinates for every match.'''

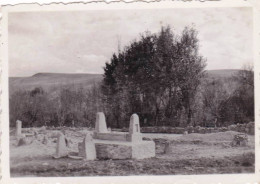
[9,7,253,77]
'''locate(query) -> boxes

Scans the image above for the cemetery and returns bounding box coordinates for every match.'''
[7,8,255,178]
[10,112,255,176]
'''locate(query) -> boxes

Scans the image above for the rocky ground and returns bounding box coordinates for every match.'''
[10,128,255,177]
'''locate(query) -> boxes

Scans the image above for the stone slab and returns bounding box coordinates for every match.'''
[127,134,142,142]
[94,140,155,160]
[78,136,96,160]
[93,132,128,141]
[132,141,156,159]
[93,132,142,142]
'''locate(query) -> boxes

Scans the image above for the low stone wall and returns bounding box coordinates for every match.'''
[140,127,185,134]
[138,122,254,135]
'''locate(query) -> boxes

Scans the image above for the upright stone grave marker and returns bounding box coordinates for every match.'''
[53,132,68,158]
[78,133,96,160]
[129,114,140,134]
[95,112,108,133]
[16,120,22,136]
[128,114,142,142]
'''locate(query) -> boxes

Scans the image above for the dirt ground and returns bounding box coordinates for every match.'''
[10,128,255,177]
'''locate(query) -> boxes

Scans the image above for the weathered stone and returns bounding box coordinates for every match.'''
[95,140,155,159]
[231,134,248,146]
[93,132,128,141]
[50,131,64,138]
[95,112,108,133]
[128,114,142,142]
[53,133,68,158]
[93,131,142,142]
[16,120,22,136]
[163,141,171,154]
[127,133,142,142]
[132,141,156,159]
[66,138,73,148]
[42,135,49,145]
[92,113,155,160]
[38,126,47,134]
[17,137,32,146]
[78,133,96,160]
[96,142,132,159]
[129,114,140,134]
[221,127,228,132]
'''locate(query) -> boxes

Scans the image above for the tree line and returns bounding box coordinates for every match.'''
[9,26,254,128]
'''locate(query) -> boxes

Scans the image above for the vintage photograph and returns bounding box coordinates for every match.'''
[6,5,255,177]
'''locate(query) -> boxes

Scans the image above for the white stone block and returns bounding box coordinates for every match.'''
[78,134,96,160]
[16,120,22,136]
[132,141,155,159]
[94,140,155,160]
[129,114,141,135]
[53,133,68,158]
[95,112,108,133]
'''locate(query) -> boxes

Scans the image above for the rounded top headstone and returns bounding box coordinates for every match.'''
[129,113,140,134]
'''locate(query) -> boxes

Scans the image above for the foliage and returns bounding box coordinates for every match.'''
[102,26,206,127]
[9,85,103,128]
[9,26,254,128]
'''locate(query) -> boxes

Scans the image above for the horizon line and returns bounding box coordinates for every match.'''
[9,68,242,78]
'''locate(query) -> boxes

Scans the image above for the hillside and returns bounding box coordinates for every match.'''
[9,69,240,94]
[9,73,103,95]
[206,69,239,79]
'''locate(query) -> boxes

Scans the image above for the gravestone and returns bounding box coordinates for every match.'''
[17,137,32,146]
[183,131,188,135]
[93,112,155,159]
[129,114,140,134]
[95,112,108,133]
[128,114,142,142]
[42,135,49,145]
[78,133,96,160]
[16,120,22,136]
[53,132,68,158]
[164,141,171,154]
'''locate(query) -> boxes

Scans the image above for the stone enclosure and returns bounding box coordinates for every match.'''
[93,113,155,160]
[14,114,253,161]
[14,113,156,160]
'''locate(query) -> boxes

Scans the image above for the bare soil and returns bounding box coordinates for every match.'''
[10,128,255,177]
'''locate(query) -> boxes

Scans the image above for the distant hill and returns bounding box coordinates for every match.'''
[9,69,240,95]
[206,69,239,79]
[9,73,103,95]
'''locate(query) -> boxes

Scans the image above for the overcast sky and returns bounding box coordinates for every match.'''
[9,7,253,77]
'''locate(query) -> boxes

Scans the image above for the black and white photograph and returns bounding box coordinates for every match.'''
[1,1,259,183]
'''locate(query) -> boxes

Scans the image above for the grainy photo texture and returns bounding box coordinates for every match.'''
[7,7,255,177]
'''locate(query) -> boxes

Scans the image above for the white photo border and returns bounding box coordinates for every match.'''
[1,0,259,183]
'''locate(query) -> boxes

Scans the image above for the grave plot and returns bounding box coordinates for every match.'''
[67,112,155,160]
[9,115,255,177]
[93,113,155,160]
